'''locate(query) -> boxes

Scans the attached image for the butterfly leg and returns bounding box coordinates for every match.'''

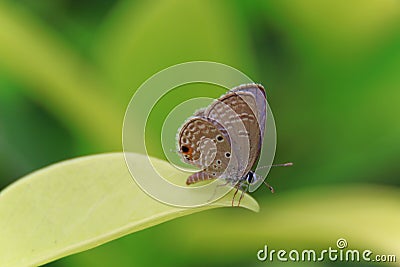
[232,187,239,207]
[237,188,246,207]
[231,185,240,206]
[237,184,249,207]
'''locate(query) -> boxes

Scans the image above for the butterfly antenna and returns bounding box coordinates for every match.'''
[263,180,275,193]
[255,162,293,171]
[257,163,292,193]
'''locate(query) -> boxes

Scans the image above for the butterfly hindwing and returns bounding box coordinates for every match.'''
[178,117,232,184]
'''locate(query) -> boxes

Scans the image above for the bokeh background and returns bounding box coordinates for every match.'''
[1,0,399,266]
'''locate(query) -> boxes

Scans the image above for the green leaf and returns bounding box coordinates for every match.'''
[0,153,258,267]
[0,2,121,150]
[95,0,257,102]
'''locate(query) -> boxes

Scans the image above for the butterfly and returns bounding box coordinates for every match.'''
[177,84,290,206]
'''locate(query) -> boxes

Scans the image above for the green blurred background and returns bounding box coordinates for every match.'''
[1,0,399,266]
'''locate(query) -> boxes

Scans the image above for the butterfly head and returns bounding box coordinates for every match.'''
[243,171,258,185]
[242,171,275,193]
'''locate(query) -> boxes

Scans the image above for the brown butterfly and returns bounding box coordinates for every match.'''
[177,84,291,205]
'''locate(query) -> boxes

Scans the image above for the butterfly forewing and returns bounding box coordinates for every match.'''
[231,84,267,138]
[203,84,266,177]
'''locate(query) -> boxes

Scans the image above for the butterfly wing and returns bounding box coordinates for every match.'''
[230,84,266,139]
[203,84,267,177]
[178,117,233,185]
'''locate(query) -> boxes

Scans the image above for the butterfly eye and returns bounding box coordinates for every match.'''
[246,172,254,184]
[225,152,231,158]
[216,135,224,142]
